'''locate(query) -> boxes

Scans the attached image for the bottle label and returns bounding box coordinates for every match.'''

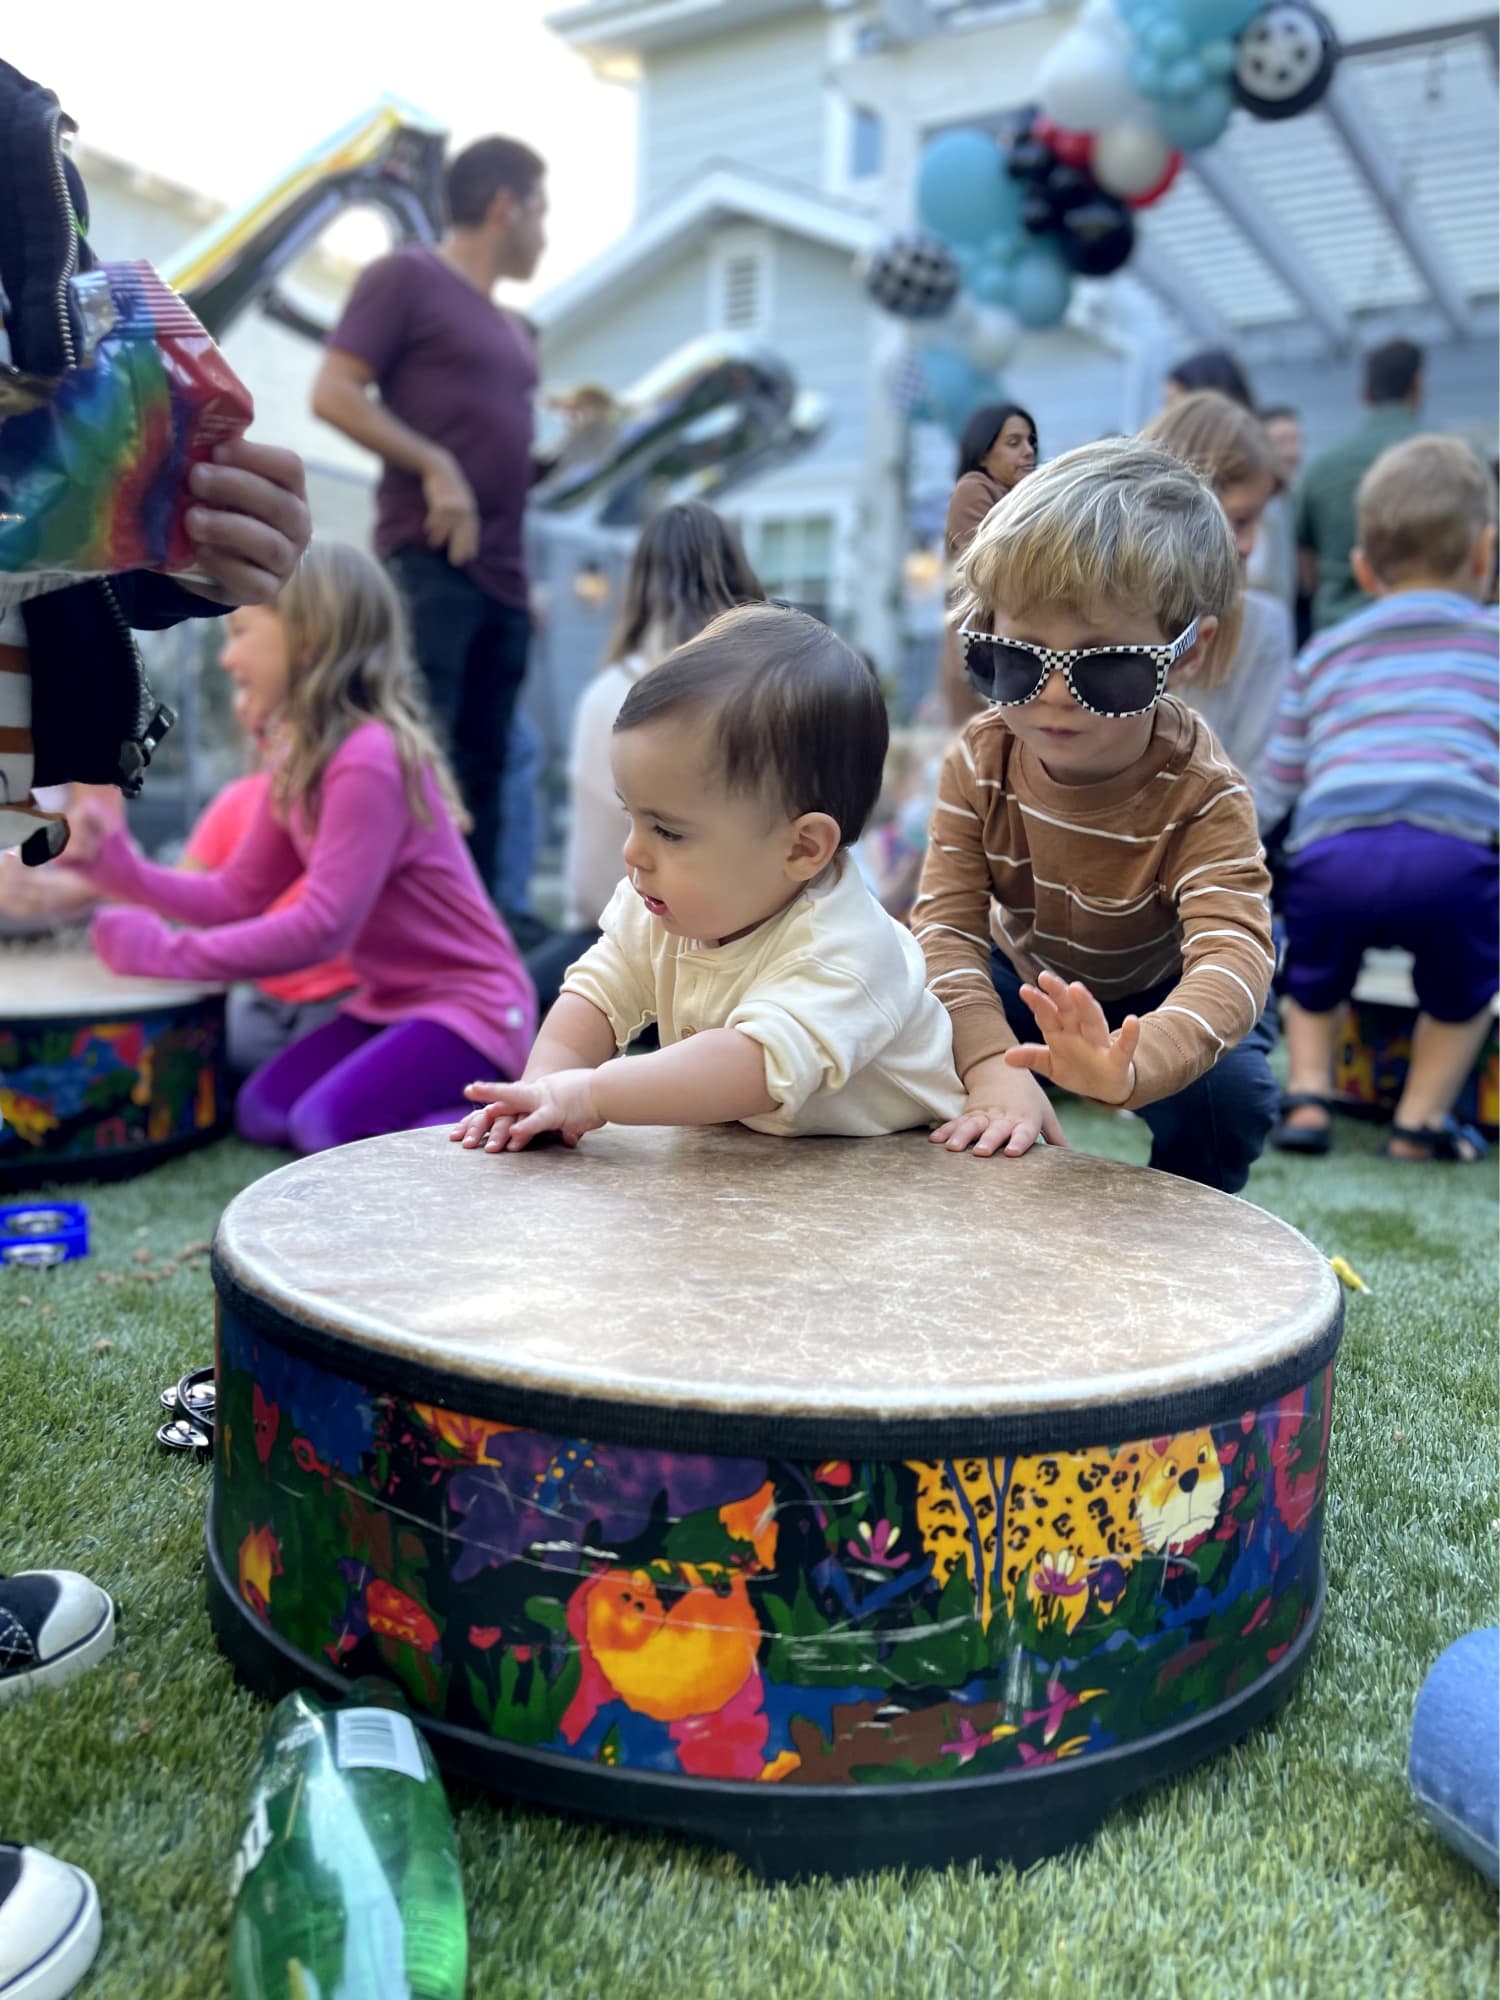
[335,1706,428,1783]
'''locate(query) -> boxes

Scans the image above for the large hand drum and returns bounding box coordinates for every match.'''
[208,1128,1341,1877]
[0,952,227,1185]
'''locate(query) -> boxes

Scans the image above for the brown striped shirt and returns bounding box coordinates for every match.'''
[913,696,1274,1109]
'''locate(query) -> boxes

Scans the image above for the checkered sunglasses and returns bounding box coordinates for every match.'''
[960,618,1201,717]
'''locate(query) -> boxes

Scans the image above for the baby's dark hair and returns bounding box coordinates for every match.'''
[613,604,889,846]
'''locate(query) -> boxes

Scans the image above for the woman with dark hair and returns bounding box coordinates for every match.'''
[1163,348,1254,410]
[940,403,1039,723]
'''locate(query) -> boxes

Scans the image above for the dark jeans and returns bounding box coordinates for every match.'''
[387,546,530,902]
[990,946,1280,1195]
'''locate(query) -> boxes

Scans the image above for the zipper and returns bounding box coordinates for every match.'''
[97,580,176,796]
[46,104,79,369]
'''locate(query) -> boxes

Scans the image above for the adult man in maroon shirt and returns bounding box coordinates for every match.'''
[313,137,548,906]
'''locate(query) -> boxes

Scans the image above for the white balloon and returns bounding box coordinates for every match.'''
[1037,22,1141,133]
[1090,123,1174,199]
[962,304,1023,373]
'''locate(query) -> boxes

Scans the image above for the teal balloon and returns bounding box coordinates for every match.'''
[1199,36,1237,79]
[1009,245,1073,329]
[1174,0,1260,36]
[1131,50,1167,95]
[969,261,1016,306]
[1145,18,1190,60]
[917,344,995,435]
[1154,82,1234,148]
[1165,55,1207,98]
[983,228,1023,265]
[917,129,1022,248]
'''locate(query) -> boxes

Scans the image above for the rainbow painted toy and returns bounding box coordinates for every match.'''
[0,260,252,578]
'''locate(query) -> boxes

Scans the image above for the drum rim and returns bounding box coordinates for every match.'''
[0,988,226,1024]
[213,1248,1342,1458]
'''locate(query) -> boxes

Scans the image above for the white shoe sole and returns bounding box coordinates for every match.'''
[1,1865,101,2000]
[0,1597,115,1707]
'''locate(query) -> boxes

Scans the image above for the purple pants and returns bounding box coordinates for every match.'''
[235,1014,490,1155]
[1282,822,1499,1021]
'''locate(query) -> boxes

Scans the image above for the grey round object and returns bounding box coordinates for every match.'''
[862,232,962,322]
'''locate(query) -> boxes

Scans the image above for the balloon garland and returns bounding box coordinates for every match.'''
[861,0,1340,434]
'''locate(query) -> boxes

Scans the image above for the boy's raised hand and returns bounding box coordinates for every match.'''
[452,1072,604,1153]
[1004,970,1139,1106]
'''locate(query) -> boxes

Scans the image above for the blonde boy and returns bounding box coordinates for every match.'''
[916,437,1279,1192]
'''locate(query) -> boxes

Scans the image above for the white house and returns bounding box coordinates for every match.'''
[541,0,1497,700]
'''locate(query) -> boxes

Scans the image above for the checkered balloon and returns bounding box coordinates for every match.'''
[862,232,962,322]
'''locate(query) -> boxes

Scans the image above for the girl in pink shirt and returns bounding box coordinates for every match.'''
[77,541,536,1152]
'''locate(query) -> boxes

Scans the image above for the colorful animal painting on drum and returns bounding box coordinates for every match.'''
[214,1310,1332,1788]
[0,997,225,1172]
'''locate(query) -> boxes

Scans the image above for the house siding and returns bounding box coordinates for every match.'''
[637,11,831,214]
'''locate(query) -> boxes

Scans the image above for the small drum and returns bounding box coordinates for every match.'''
[0,952,228,1185]
[209,1128,1342,1878]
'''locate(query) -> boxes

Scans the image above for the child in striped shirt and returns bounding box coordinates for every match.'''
[1261,434,1498,1163]
[915,437,1279,1194]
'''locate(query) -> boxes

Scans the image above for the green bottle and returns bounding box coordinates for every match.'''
[228,1678,468,2000]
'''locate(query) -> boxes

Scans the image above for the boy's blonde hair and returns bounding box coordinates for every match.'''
[273,540,468,832]
[955,436,1243,690]
[1357,434,1495,585]
[1140,390,1283,500]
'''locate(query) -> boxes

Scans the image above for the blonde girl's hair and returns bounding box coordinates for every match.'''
[605,500,766,667]
[1140,390,1283,500]
[271,539,469,831]
[954,435,1245,692]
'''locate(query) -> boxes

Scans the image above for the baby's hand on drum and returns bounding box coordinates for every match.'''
[1004,971,1138,1107]
[931,1055,1067,1159]
[458,1071,604,1152]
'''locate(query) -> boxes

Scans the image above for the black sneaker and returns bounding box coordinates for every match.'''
[0,1844,101,1998]
[0,1574,114,1705]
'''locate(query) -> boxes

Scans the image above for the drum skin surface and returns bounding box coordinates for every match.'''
[208,1128,1342,1876]
[0,954,227,1184]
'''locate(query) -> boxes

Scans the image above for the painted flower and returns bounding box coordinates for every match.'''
[468,1625,503,1652]
[251,1385,279,1466]
[847,1519,908,1569]
[412,1404,516,1465]
[815,1461,853,1488]
[718,1480,779,1571]
[237,1525,282,1619]
[1032,1546,1087,1602]
[291,1436,332,1479]
[366,1580,440,1656]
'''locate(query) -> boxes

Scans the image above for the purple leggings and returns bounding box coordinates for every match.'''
[235,1014,489,1155]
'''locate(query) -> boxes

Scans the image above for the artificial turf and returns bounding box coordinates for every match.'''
[1,1109,1495,1999]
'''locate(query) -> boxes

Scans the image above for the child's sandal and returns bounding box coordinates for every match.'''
[1269,1091,1335,1156]
[1381,1117,1489,1164]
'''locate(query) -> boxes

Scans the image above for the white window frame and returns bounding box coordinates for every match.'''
[706,226,775,339]
[727,489,861,638]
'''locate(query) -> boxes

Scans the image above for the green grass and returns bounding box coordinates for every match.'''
[1,1111,1496,1999]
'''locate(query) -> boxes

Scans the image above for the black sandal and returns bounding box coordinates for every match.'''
[1270,1091,1335,1156]
[1382,1117,1489,1164]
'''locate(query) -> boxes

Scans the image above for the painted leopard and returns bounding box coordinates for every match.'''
[906,1429,1226,1634]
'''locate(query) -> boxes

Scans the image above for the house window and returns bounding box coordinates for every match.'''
[742,514,837,626]
[850,107,883,179]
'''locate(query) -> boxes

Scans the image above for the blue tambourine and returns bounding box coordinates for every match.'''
[0,1202,89,1268]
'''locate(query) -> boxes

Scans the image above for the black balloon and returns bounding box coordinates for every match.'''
[1022,191,1059,236]
[1043,162,1097,215]
[1006,134,1056,185]
[1057,197,1135,276]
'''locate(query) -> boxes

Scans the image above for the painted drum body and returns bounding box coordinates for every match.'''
[208,1128,1342,1878]
[0,953,227,1185]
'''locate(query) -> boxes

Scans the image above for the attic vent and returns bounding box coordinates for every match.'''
[720,250,764,331]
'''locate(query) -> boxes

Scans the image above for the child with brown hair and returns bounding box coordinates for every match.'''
[1263,434,1498,1162]
[1142,390,1292,797]
[455,604,963,1150]
[915,437,1279,1192]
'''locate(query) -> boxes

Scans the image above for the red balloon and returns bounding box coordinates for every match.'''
[1127,148,1183,209]
[1034,117,1094,168]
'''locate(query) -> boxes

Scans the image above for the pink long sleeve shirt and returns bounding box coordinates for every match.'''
[86,720,535,1077]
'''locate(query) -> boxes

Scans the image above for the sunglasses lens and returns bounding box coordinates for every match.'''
[1068,654,1161,715]
[966,640,1046,706]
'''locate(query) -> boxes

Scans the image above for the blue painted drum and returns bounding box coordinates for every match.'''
[207,1127,1342,1878]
